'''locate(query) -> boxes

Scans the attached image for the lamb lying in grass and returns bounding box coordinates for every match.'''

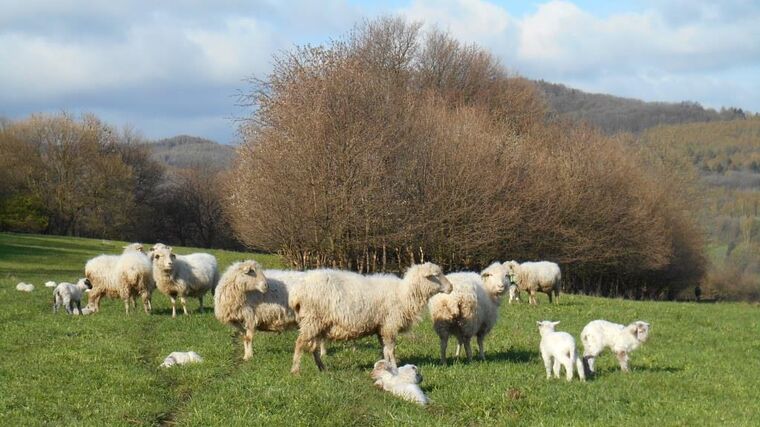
[537,320,585,382]
[53,279,93,315]
[160,351,203,368]
[16,282,35,292]
[581,319,650,374]
[371,359,428,406]
[45,281,57,288]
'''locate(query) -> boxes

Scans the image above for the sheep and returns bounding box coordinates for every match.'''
[85,243,154,314]
[160,351,203,368]
[371,359,428,406]
[151,245,219,318]
[507,284,521,304]
[428,262,508,364]
[537,320,585,382]
[289,262,453,374]
[16,282,35,292]
[580,319,651,374]
[53,278,93,314]
[214,260,269,360]
[44,281,57,288]
[503,260,561,305]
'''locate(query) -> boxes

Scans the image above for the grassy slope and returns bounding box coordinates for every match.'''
[1,232,758,426]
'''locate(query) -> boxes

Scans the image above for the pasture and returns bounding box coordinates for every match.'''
[1,232,758,426]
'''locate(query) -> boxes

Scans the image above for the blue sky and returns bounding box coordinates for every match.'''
[2,0,758,144]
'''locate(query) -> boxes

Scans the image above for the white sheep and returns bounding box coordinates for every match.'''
[428,262,508,364]
[503,260,561,305]
[53,278,93,314]
[85,243,154,314]
[537,320,585,382]
[151,245,218,318]
[371,359,428,406]
[160,351,203,368]
[214,260,269,360]
[16,282,35,292]
[45,281,57,288]
[289,262,453,374]
[580,319,651,374]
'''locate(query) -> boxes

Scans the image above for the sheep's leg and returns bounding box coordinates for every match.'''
[542,353,552,379]
[552,359,561,378]
[180,296,189,315]
[564,356,574,381]
[141,293,151,314]
[547,291,553,304]
[554,288,560,304]
[455,342,461,358]
[319,340,327,357]
[312,349,325,372]
[463,338,474,362]
[438,333,449,365]
[477,333,486,361]
[198,295,204,314]
[530,290,538,305]
[65,298,73,314]
[575,355,586,381]
[170,297,177,318]
[583,355,596,374]
[616,351,630,372]
[376,333,384,358]
[292,322,321,374]
[381,334,397,368]
[76,301,82,315]
[243,329,254,361]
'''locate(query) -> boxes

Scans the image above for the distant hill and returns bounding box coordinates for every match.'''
[147,135,235,170]
[537,80,748,134]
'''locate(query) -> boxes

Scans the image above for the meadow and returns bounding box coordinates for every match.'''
[1,232,758,426]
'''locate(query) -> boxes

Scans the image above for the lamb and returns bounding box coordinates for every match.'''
[45,281,57,288]
[151,245,219,318]
[371,359,428,406]
[289,262,453,374]
[159,351,203,368]
[16,282,35,292]
[85,243,155,314]
[537,320,585,382]
[428,262,508,364]
[53,278,93,314]
[580,319,651,374]
[507,284,520,304]
[503,260,561,305]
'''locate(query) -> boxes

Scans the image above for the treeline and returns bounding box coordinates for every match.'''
[227,17,705,298]
[639,119,760,300]
[0,114,237,249]
[539,81,749,135]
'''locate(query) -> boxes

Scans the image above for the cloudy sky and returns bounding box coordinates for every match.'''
[2,0,758,144]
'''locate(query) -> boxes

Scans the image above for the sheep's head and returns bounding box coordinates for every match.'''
[537,320,560,336]
[76,278,93,290]
[481,262,508,296]
[123,243,145,254]
[371,359,395,382]
[151,246,176,273]
[628,321,651,343]
[409,262,453,294]
[502,260,520,284]
[235,260,268,293]
[397,364,422,385]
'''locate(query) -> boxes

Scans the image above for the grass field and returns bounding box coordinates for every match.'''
[1,232,759,426]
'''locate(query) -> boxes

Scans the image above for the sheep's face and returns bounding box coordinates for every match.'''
[633,321,650,343]
[537,320,560,336]
[371,360,394,381]
[77,278,93,290]
[152,247,176,273]
[238,261,268,293]
[412,263,453,294]
[397,364,422,384]
[481,262,508,296]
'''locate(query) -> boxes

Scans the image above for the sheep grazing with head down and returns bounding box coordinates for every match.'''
[371,359,428,406]
[151,245,219,318]
[537,320,585,382]
[53,278,93,314]
[289,262,453,374]
[428,262,509,364]
[85,243,154,314]
[581,319,651,374]
[503,260,561,305]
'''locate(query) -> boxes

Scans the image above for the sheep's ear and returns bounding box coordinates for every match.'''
[552,321,560,326]
[536,321,542,326]
[481,272,491,278]
[170,253,176,260]
[245,264,255,274]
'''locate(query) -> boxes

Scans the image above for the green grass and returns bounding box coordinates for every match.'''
[1,232,759,426]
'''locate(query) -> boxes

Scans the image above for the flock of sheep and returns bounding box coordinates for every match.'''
[32,242,651,406]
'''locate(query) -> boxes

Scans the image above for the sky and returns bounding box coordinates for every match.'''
[1,0,759,144]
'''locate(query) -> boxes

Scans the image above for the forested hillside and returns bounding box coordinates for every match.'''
[148,135,235,170]
[539,81,748,134]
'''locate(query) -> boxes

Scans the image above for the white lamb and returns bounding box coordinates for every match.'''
[151,245,219,318]
[371,359,428,406]
[85,243,154,314]
[160,351,203,368]
[53,278,93,314]
[503,260,561,305]
[45,281,57,288]
[289,262,453,374]
[581,319,651,374]
[16,282,35,292]
[428,262,508,364]
[537,320,585,382]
